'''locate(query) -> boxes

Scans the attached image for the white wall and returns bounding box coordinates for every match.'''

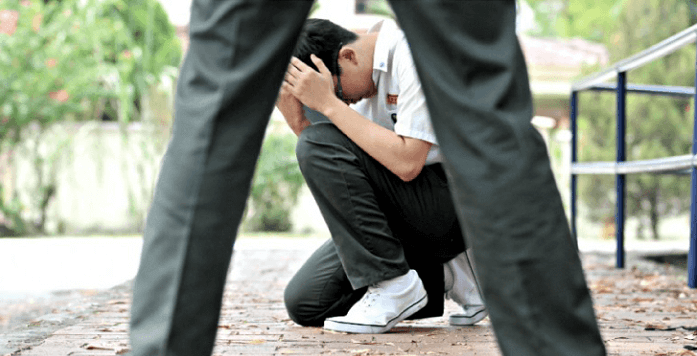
[5,118,331,236]
[10,122,166,234]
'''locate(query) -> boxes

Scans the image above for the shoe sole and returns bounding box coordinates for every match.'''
[449,309,488,326]
[323,294,428,334]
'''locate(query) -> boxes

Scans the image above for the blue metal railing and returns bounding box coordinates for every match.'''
[570,24,697,288]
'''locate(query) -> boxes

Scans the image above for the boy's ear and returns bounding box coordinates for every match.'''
[338,47,358,65]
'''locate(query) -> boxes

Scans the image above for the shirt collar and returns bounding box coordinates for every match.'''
[369,19,398,84]
[370,19,398,73]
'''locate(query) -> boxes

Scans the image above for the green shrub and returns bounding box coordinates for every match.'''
[246,132,304,232]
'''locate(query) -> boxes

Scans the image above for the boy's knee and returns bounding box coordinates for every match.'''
[295,123,345,173]
[283,282,323,327]
[283,284,303,324]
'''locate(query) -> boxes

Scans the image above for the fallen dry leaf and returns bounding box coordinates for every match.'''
[82,344,113,351]
[323,329,345,334]
[645,323,674,330]
[631,297,655,303]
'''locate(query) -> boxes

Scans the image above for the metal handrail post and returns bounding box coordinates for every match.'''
[689,46,697,288]
[570,91,578,242]
[616,72,627,269]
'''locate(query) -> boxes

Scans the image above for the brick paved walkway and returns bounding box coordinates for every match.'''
[3,237,697,356]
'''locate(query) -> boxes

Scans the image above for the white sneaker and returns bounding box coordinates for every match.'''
[449,304,488,326]
[323,269,428,334]
[444,249,488,326]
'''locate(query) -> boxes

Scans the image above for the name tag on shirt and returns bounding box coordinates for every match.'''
[386,94,398,105]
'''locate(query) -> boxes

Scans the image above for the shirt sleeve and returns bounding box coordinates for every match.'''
[392,39,438,146]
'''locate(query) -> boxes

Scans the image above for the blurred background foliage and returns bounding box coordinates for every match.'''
[245,132,304,233]
[98,0,182,123]
[0,0,181,131]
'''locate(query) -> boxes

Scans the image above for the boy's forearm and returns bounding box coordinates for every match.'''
[276,90,311,136]
[321,101,430,182]
[281,111,311,136]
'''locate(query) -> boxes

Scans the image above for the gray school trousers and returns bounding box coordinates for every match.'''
[284,120,466,326]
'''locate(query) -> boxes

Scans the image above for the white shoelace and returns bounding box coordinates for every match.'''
[355,287,381,309]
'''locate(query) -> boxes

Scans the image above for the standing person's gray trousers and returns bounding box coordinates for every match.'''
[128,1,607,356]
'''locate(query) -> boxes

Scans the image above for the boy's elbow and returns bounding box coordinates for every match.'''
[396,164,423,182]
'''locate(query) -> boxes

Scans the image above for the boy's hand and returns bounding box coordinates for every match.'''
[283,55,342,115]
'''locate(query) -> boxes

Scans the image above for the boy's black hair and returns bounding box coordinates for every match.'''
[293,19,358,76]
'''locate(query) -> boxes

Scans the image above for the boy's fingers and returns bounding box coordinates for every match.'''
[286,63,300,80]
[284,70,294,83]
[281,81,295,95]
[310,54,330,75]
[290,56,311,72]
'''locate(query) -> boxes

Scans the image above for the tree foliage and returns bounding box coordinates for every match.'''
[97,0,182,122]
[525,0,625,42]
